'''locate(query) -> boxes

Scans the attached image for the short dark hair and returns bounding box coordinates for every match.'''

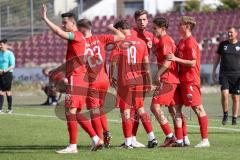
[61,12,77,22]
[114,20,131,30]
[77,18,92,29]
[153,17,169,29]
[0,39,7,44]
[134,9,149,19]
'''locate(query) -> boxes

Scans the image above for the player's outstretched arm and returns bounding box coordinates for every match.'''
[107,24,125,42]
[40,4,69,40]
[167,53,196,67]
[212,54,220,82]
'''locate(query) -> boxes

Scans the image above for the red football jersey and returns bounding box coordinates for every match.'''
[66,31,86,76]
[111,35,149,86]
[155,34,179,84]
[177,35,201,85]
[85,34,114,83]
[131,28,158,52]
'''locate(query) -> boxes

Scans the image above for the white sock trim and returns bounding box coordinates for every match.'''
[92,135,100,145]
[147,132,155,141]
[125,137,132,146]
[167,133,173,138]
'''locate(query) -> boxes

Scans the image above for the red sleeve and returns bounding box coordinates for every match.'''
[152,35,159,46]
[162,40,173,56]
[98,34,115,44]
[185,42,197,60]
[72,31,84,42]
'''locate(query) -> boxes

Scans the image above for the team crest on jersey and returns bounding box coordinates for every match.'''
[235,46,240,51]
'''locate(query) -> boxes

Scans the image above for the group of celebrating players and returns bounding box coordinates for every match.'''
[40,4,210,154]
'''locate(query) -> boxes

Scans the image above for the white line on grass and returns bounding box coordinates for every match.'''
[4,113,240,132]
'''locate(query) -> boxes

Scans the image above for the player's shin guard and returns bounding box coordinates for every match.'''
[131,108,139,136]
[181,113,188,137]
[76,113,97,138]
[66,113,78,144]
[139,113,153,134]
[90,112,103,140]
[198,115,208,139]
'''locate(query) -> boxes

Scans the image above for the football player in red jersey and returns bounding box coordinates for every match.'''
[151,17,190,147]
[110,20,158,149]
[77,19,125,148]
[126,9,159,147]
[40,4,103,153]
[167,16,210,147]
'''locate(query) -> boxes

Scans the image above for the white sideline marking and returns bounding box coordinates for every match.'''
[4,113,240,132]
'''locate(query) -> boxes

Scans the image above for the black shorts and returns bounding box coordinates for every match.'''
[0,72,13,91]
[219,75,240,95]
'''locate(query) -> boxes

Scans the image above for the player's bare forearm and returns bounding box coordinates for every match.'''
[156,60,171,77]
[143,57,152,86]
[107,24,125,42]
[109,62,117,88]
[175,57,196,67]
[4,66,14,72]
[40,4,69,40]
[212,54,220,73]
[43,17,69,40]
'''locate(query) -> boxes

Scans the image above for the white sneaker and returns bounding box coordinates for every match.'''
[132,139,145,148]
[184,136,190,146]
[56,146,78,154]
[6,110,13,114]
[194,140,210,148]
[0,110,4,114]
[52,102,58,106]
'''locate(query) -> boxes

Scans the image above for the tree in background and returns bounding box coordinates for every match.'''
[218,0,240,10]
[185,0,201,12]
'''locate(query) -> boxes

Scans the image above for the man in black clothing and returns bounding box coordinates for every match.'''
[212,26,240,125]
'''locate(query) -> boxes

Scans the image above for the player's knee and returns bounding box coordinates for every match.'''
[193,105,206,116]
[174,112,182,122]
[65,107,77,115]
[158,111,167,122]
[137,107,145,115]
[121,110,131,120]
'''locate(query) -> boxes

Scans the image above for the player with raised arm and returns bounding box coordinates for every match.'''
[40,4,103,153]
[167,16,210,147]
[151,17,190,147]
[109,20,158,149]
[77,18,125,148]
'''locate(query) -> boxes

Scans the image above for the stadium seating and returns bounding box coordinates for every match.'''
[11,9,240,67]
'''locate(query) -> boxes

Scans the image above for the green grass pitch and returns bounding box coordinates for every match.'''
[0,91,240,160]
